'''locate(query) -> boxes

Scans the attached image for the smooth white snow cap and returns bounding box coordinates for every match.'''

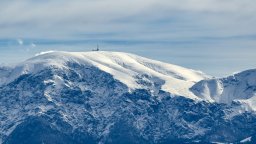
[8,51,210,100]
[35,50,56,56]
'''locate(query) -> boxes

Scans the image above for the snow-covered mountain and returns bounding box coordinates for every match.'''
[4,51,208,99]
[1,51,256,144]
[191,69,256,110]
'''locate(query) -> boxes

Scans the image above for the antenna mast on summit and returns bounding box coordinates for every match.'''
[97,44,99,51]
[92,44,100,51]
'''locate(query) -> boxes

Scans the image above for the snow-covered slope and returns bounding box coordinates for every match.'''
[1,51,256,144]
[6,51,208,100]
[191,69,256,110]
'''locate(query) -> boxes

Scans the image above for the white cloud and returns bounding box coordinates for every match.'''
[17,39,23,45]
[0,0,255,40]
[31,43,36,48]
[35,51,55,56]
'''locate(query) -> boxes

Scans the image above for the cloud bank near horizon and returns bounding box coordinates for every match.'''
[0,0,256,40]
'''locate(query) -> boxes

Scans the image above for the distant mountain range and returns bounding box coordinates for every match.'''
[0,51,256,144]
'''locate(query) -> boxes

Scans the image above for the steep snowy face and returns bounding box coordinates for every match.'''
[6,51,208,100]
[191,69,256,109]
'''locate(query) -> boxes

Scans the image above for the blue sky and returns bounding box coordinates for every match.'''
[0,0,256,77]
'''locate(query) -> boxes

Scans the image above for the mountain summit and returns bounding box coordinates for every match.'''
[1,51,256,144]
[4,51,208,99]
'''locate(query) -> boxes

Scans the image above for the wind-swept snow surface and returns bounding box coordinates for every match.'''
[7,51,209,100]
[191,69,256,110]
